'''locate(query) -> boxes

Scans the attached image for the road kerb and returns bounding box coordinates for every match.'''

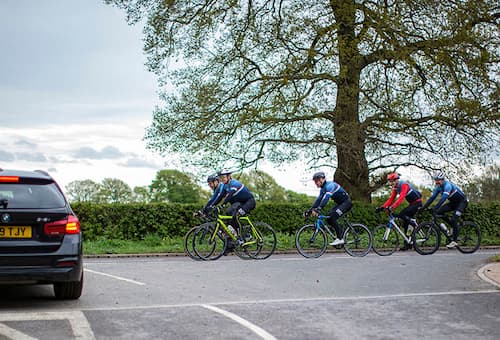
[477,262,500,289]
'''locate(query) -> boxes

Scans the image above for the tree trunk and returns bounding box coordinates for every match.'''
[332,1,370,202]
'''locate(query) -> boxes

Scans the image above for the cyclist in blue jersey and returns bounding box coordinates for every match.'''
[376,173,422,250]
[217,168,256,236]
[421,171,468,248]
[306,171,352,246]
[200,175,226,213]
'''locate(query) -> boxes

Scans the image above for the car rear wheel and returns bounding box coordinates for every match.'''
[53,271,83,300]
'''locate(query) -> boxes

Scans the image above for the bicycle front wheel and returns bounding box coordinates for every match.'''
[372,225,398,256]
[295,224,327,258]
[412,222,440,255]
[456,221,481,254]
[184,226,202,260]
[343,223,372,257]
[192,223,227,260]
[250,222,277,260]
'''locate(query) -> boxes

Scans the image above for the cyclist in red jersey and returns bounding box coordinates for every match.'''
[376,173,422,250]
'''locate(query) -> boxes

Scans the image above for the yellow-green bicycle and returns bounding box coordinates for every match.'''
[192,206,277,260]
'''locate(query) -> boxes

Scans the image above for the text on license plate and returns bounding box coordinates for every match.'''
[0,226,32,238]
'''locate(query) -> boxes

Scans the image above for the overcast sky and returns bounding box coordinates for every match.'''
[0,0,322,194]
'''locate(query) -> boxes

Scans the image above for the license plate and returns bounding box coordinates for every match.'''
[0,226,32,238]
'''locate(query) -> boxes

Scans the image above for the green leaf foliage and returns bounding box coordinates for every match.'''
[72,201,500,244]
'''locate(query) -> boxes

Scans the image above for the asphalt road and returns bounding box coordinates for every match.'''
[0,250,499,339]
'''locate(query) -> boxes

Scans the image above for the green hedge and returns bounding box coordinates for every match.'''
[72,201,500,243]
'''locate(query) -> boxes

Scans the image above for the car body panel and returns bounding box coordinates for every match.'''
[0,169,83,297]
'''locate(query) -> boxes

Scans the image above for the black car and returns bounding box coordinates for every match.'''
[0,169,83,299]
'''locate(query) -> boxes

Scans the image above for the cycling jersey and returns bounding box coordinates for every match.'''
[204,182,226,210]
[311,181,349,210]
[424,180,467,210]
[382,180,422,210]
[222,178,254,204]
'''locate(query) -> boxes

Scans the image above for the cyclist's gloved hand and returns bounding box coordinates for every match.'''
[303,209,312,219]
[387,206,394,213]
[375,206,384,213]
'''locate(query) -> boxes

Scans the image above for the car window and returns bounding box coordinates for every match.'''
[0,183,66,209]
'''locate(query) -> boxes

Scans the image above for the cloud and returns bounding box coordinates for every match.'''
[73,146,125,160]
[0,151,15,162]
[15,139,37,148]
[121,158,159,169]
[15,152,47,162]
[0,151,46,162]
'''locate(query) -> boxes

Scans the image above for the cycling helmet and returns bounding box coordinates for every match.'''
[218,168,232,176]
[387,173,399,181]
[432,171,445,180]
[207,175,219,183]
[312,171,326,180]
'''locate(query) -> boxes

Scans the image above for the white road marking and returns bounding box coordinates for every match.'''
[0,311,96,340]
[0,323,37,340]
[84,268,145,286]
[201,304,277,340]
[70,288,499,312]
[477,263,500,288]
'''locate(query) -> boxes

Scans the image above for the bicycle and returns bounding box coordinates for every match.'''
[415,210,481,254]
[372,208,440,256]
[295,212,372,258]
[192,206,277,260]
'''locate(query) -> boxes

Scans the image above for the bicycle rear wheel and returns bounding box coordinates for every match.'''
[250,222,277,260]
[456,221,481,254]
[372,225,398,256]
[343,223,372,257]
[192,223,227,260]
[295,224,327,258]
[412,222,440,255]
[184,226,202,260]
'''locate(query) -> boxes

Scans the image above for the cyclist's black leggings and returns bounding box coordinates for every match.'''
[436,199,468,241]
[226,197,256,231]
[395,201,422,235]
[327,198,352,239]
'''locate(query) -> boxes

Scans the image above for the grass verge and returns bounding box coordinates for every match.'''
[84,232,297,255]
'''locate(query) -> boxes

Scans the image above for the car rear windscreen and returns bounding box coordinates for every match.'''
[0,183,66,209]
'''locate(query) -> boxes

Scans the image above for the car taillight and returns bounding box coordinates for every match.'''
[0,176,19,183]
[44,215,81,236]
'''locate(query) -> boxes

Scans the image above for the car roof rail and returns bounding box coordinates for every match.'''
[34,169,51,177]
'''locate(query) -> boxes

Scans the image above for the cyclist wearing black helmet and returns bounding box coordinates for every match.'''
[421,171,468,248]
[201,175,226,213]
[306,171,352,246]
[217,168,256,236]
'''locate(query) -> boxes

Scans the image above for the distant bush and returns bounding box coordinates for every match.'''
[72,201,500,244]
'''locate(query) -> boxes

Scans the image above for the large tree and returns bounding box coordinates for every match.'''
[150,169,202,203]
[107,0,499,201]
[65,179,101,202]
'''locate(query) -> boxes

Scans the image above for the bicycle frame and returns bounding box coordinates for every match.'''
[383,213,412,244]
[206,208,262,247]
[431,213,453,239]
[313,215,337,240]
